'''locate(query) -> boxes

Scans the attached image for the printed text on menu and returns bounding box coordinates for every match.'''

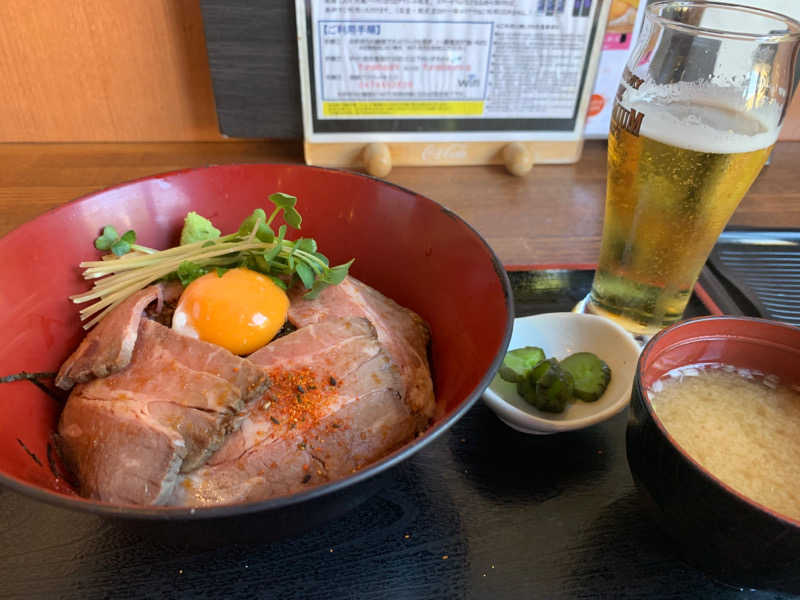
[312,0,598,119]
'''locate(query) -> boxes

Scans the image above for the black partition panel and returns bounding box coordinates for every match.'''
[200,0,303,139]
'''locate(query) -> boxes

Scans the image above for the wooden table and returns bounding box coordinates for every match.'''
[3,140,799,264]
[1,140,799,599]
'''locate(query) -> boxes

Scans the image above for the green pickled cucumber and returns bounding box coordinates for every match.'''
[516,372,538,406]
[534,365,574,413]
[516,359,573,413]
[530,357,559,385]
[559,352,611,402]
[498,346,545,383]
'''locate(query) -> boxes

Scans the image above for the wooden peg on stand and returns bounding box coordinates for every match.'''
[502,142,535,176]
[363,143,392,178]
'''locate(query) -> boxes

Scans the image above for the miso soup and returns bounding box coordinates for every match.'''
[649,364,800,522]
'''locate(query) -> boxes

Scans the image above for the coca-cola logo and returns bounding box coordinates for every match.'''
[421,144,468,162]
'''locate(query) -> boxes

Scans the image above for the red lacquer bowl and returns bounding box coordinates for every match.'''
[628,316,800,593]
[0,164,512,541]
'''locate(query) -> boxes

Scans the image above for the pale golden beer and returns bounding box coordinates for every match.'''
[586,1,800,335]
[589,98,775,334]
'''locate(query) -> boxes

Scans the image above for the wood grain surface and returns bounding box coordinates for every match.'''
[2,140,799,267]
[6,402,783,600]
[0,0,223,141]
[0,404,744,600]
[783,95,800,140]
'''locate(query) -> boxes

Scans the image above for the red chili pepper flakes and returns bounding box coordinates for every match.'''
[259,366,338,429]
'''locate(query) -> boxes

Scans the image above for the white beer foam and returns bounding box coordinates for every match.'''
[622,81,780,154]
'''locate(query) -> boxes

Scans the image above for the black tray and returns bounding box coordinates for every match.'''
[706,228,800,326]
[508,267,711,320]
[1,269,790,599]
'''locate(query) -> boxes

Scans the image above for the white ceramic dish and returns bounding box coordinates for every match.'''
[482,312,641,434]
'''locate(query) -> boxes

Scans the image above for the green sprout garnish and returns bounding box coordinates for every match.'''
[94,226,141,257]
[72,193,352,329]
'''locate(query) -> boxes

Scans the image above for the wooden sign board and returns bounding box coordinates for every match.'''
[296,0,610,175]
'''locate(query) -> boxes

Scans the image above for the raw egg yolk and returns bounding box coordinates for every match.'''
[171,268,289,355]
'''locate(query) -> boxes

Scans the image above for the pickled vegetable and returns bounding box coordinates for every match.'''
[530,357,559,385]
[559,352,611,402]
[498,344,613,415]
[516,359,574,413]
[535,367,574,413]
[498,346,545,383]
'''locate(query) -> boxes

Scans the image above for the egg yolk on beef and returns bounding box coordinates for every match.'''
[171,268,289,355]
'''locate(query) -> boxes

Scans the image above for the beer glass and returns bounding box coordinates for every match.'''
[587,1,800,335]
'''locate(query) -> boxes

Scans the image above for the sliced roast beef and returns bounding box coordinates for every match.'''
[58,396,185,505]
[172,317,419,506]
[56,277,436,507]
[55,282,183,390]
[287,276,436,420]
[57,318,269,505]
